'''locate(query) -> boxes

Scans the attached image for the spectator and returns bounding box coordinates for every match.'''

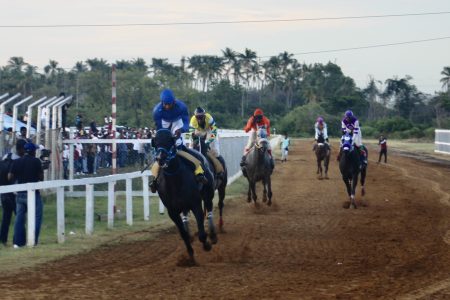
[9,142,44,248]
[0,140,26,246]
[281,133,290,162]
[378,135,387,163]
[62,145,69,179]
[17,126,27,140]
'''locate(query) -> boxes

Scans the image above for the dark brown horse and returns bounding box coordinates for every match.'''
[314,133,330,179]
[191,135,228,231]
[152,129,215,263]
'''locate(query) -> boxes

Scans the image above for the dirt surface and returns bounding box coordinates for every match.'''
[1,140,449,299]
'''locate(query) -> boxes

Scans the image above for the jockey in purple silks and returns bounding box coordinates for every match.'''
[338,110,367,164]
[313,116,330,151]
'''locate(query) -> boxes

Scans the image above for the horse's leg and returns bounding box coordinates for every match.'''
[324,155,330,179]
[181,211,193,242]
[218,183,226,231]
[360,166,367,196]
[167,209,194,260]
[262,178,268,203]
[267,175,273,206]
[317,158,322,178]
[191,203,212,252]
[342,176,351,197]
[202,194,217,244]
[250,180,257,204]
[247,180,252,203]
[350,173,359,209]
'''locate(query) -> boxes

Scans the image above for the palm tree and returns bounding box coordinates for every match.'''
[7,56,27,73]
[363,76,382,120]
[132,58,148,73]
[221,47,237,81]
[441,66,450,93]
[86,58,110,73]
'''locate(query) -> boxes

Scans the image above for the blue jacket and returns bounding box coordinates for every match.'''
[152,99,190,133]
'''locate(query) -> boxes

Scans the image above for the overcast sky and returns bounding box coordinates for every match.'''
[1,0,449,94]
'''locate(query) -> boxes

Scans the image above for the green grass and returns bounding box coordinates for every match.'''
[0,176,248,273]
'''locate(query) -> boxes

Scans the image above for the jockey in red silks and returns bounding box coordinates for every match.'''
[240,108,274,169]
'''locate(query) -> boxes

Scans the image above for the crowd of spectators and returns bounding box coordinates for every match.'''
[63,115,155,178]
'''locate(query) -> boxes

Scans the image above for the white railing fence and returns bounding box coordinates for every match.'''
[435,129,450,154]
[1,128,280,248]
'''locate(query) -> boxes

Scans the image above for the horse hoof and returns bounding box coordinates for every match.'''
[203,242,212,251]
[262,197,267,203]
[342,201,351,209]
[267,200,272,207]
[361,188,366,196]
[210,233,218,244]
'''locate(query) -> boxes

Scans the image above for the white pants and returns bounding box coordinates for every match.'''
[281,148,289,160]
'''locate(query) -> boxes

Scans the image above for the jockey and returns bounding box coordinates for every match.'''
[338,110,367,165]
[189,107,225,179]
[149,89,207,193]
[240,108,274,169]
[313,116,329,151]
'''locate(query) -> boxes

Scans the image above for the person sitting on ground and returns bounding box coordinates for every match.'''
[149,89,207,193]
[189,106,225,179]
[240,108,274,169]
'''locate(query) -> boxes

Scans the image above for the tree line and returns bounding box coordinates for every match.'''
[1,50,449,139]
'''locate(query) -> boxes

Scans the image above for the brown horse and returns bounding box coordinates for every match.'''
[314,133,330,179]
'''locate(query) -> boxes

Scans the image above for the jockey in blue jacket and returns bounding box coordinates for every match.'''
[149,89,207,193]
[338,110,367,165]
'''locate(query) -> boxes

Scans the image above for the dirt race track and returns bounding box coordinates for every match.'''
[1,140,450,299]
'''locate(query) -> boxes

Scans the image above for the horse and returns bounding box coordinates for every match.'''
[314,133,330,179]
[339,132,361,209]
[191,134,228,231]
[242,128,273,206]
[152,129,216,263]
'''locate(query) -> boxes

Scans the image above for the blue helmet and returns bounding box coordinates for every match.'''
[160,89,175,105]
[24,142,37,152]
[345,110,353,118]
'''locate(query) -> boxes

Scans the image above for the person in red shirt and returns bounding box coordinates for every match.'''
[378,135,387,163]
[240,108,273,168]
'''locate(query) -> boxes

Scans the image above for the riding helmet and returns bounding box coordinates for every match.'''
[316,116,324,124]
[194,107,206,116]
[345,110,353,118]
[160,89,175,105]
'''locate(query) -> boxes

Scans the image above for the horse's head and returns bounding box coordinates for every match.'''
[192,131,208,155]
[341,132,354,153]
[317,133,325,147]
[255,127,269,154]
[153,129,177,168]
